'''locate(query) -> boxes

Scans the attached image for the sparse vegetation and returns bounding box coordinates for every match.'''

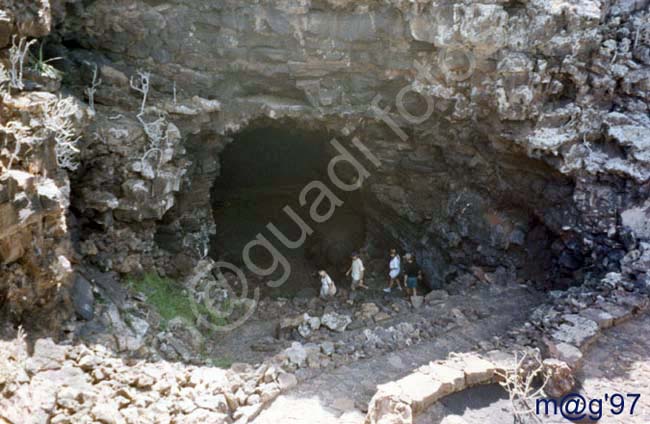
[496,350,550,424]
[29,42,62,80]
[8,36,36,91]
[130,70,151,115]
[43,95,82,171]
[85,63,102,113]
[130,69,170,174]
[128,272,227,330]
[0,120,34,172]
[205,356,234,369]
[0,94,81,172]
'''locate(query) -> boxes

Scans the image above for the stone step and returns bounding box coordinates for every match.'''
[366,354,500,424]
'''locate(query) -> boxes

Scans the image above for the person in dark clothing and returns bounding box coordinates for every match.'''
[402,253,422,297]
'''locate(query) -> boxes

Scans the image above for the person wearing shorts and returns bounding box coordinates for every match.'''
[346,252,368,290]
[383,249,402,293]
[402,253,422,297]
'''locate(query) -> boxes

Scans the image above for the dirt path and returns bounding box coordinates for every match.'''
[575,311,650,423]
[253,285,541,423]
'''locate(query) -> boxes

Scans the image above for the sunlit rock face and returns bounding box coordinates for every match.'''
[18,0,648,291]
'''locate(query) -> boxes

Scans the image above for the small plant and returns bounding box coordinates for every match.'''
[29,42,63,80]
[0,121,35,171]
[42,96,82,171]
[8,35,36,91]
[130,70,170,174]
[206,356,234,369]
[130,70,151,115]
[85,63,102,113]
[137,112,168,151]
[496,350,550,424]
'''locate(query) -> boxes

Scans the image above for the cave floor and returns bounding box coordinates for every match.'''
[208,277,543,365]
[218,282,544,423]
[181,280,544,424]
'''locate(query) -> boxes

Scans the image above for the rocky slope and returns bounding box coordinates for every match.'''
[0,0,90,325]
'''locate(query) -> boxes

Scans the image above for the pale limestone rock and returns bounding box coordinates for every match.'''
[91,402,125,424]
[579,308,614,329]
[545,341,583,369]
[277,372,298,390]
[321,312,352,332]
[460,355,497,386]
[551,315,599,347]
[366,382,413,424]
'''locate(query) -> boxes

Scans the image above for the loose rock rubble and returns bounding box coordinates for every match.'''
[0,329,295,424]
[365,270,650,423]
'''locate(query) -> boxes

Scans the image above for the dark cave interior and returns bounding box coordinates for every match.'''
[209,125,367,296]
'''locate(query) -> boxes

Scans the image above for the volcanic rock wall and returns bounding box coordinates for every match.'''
[0,1,88,324]
[2,0,650,321]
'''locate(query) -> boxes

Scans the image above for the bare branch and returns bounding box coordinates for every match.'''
[496,350,550,423]
[130,70,151,114]
[8,36,37,91]
[42,96,82,171]
[85,64,102,113]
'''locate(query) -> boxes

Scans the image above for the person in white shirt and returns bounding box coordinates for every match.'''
[383,249,402,293]
[346,252,368,290]
[318,270,337,298]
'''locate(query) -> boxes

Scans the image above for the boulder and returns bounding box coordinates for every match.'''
[71,274,95,320]
[424,290,449,303]
[25,338,67,374]
[422,363,466,395]
[357,303,380,320]
[397,371,450,414]
[320,341,335,356]
[544,341,583,369]
[594,302,633,325]
[366,382,413,424]
[277,372,297,390]
[542,359,575,398]
[578,308,614,330]
[551,315,599,348]
[374,312,391,322]
[285,342,307,367]
[298,313,321,338]
[460,355,497,386]
[321,312,352,332]
[91,402,126,424]
[411,296,424,309]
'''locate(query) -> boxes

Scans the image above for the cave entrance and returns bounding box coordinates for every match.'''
[210,123,366,297]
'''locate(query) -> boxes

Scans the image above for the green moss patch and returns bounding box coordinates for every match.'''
[128,272,227,330]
